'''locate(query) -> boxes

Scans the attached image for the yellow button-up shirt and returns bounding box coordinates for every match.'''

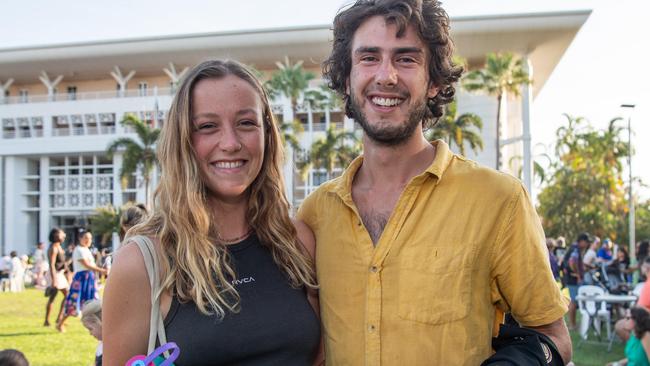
[298,140,568,366]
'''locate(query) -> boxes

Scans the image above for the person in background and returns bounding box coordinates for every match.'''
[598,238,614,265]
[117,203,148,245]
[616,257,650,343]
[9,251,25,292]
[639,241,650,282]
[32,242,48,289]
[57,229,107,332]
[608,306,650,366]
[44,228,69,327]
[0,349,29,366]
[564,233,591,330]
[81,299,104,366]
[547,238,560,281]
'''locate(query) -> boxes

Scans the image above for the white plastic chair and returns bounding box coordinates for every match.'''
[577,285,611,340]
[633,282,645,297]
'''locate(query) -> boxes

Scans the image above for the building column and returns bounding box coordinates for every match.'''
[38,71,63,102]
[112,152,123,208]
[3,157,16,255]
[282,99,295,204]
[521,57,534,198]
[39,157,50,245]
[0,157,4,254]
[0,79,14,104]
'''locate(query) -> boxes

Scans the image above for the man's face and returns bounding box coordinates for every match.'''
[347,16,438,146]
[578,239,589,249]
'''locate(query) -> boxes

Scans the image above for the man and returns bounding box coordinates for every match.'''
[297,0,571,364]
[564,232,591,329]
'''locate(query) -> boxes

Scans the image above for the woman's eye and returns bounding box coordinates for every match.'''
[195,123,217,133]
[239,120,258,127]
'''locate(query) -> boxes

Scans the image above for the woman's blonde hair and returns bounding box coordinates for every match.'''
[130,59,317,317]
[81,299,102,325]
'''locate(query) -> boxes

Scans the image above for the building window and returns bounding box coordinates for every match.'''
[67,86,77,100]
[19,89,28,103]
[138,82,148,97]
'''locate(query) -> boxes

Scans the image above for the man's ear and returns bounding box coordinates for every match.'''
[427,83,439,99]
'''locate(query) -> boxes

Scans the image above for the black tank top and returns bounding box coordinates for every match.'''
[163,234,320,365]
[50,244,66,271]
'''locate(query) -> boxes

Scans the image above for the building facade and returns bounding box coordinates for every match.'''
[0,11,590,255]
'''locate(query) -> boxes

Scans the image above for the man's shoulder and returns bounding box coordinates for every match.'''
[445,156,523,196]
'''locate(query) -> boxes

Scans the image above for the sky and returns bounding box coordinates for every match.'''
[1,0,648,200]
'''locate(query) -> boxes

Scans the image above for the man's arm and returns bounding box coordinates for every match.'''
[527,318,572,365]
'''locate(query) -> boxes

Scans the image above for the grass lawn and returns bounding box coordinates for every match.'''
[0,287,629,366]
[0,287,96,366]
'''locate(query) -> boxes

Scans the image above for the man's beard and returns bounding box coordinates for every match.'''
[349,91,428,147]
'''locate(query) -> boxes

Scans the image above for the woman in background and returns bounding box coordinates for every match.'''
[57,230,107,332]
[44,228,68,327]
[608,306,650,366]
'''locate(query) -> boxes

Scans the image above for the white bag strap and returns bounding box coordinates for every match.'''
[130,235,168,355]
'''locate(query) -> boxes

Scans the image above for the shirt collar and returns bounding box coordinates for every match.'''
[326,139,456,197]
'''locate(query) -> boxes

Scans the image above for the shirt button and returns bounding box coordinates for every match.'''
[369,324,376,332]
[370,266,378,273]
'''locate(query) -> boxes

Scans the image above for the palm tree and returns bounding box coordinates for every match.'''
[106,114,160,206]
[304,126,361,181]
[463,52,531,169]
[90,204,120,247]
[425,100,483,156]
[265,57,315,116]
[265,57,315,150]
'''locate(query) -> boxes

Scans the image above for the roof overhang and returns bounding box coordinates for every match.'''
[0,9,591,97]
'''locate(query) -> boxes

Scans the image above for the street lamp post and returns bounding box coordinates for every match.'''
[621,104,635,265]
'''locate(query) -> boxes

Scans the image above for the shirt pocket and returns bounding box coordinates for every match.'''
[397,244,477,325]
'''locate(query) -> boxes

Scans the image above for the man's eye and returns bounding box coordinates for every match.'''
[398,57,416,63]
[360,55,378,62]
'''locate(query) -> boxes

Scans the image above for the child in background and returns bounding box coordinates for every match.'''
[81,299,103,366]
[0,349,29,366]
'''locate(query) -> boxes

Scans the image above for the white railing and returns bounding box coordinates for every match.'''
[0,87,174,105]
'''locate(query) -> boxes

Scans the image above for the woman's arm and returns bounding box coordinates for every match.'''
[48,247,58,287]
[102,242,152,366]
[294,219,324,366]
[78,257,107,274]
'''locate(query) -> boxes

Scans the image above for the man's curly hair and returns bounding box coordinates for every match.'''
[323,0,463,128]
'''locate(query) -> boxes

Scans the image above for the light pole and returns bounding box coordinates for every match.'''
[621,104,635,265]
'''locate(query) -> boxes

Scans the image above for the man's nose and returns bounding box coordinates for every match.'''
[375,59,398,87]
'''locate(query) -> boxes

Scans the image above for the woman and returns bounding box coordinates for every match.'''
[608,306,650,366]
[44,228,69,327]
[103,60,322,365]
[57,229,107,332]
[118,203,148,242]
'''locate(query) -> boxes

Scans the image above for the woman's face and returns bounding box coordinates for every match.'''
[55,230,66,243]
[190,75,266,204]
[80,232,93,247]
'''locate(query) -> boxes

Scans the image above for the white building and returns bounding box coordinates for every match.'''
[0,10,590,255]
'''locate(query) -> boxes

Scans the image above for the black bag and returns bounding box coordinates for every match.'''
[44,286,56,297]
[481,324,565,366]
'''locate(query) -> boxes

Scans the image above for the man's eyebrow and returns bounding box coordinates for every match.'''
[354,46,380,55]
[394,47,424,55]
[354,46,424,55]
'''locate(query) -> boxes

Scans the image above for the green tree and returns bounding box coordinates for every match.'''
[302,126,361,181]
[90,204,120,247]
[106,114,160,206]
[537,115,630,242]
[636,198,650,242]
[425,100,483,156]
[463,52,531,169]
[265,57,316,152]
